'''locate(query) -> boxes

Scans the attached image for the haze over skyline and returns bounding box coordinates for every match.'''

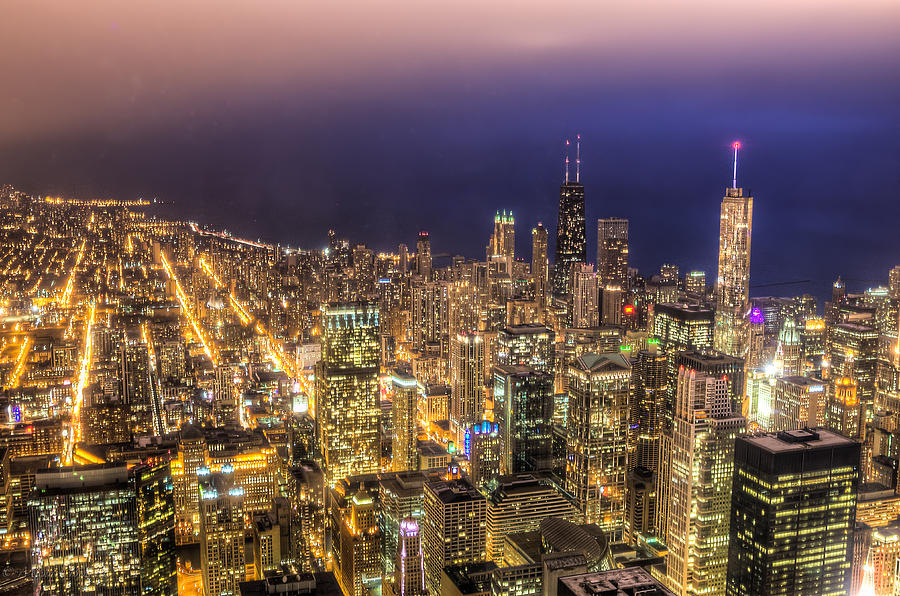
[2,0,899,298]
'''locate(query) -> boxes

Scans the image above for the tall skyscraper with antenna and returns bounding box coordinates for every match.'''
[553,136,586,298]
[714,141,753,358]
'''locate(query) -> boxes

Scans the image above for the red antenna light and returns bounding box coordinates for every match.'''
[731,141,741,188]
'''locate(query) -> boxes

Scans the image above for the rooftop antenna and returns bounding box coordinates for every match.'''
[732,141,741,188]
[565,139,570,184]
[576,134,581,183]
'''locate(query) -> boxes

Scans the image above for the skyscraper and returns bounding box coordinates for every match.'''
[624,466,656,546]
[553,138,586,298]
[465,420,503,489]
[391,368,419,472]
[422,478,487,594]
[390,518,427,596]
[410,281,449,351]
[726,429,859,596]
[630,343,668,473]
[316,302,381,485]
[416,231,432,281]
[889,265,900,299]
[657,350,745,544]
[826,377,861,439]
[650,303,715,354]
[337,488,382,596]
[663,367,746,596]
[492,365,554,474]
[830,322,879,423]
[450,331,485,444]
[714,142,753,358]
[121,338,157,435]
[532,223,549,307]
[572,264,600,328]
[133,459,177,595]
[199,470,246,596]
[28,464,142,594]
[565,352,631,541]
[496,324,555,376]
[596,217,629,289]
[685,271,706,296]
[770,376,826,431]
[489,210,515,260]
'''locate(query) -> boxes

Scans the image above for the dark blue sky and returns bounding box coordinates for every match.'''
[1,1,898,303]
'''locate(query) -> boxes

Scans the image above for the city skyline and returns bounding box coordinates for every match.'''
[1,2,899,594]
[7,133,895,306]
[2,2,898,299]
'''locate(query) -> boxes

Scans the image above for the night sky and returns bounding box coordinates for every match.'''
[2,1,899,302]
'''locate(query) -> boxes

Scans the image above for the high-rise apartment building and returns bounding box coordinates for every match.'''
[630,344,668,473]
[532,223,550,307]
[496,324,555,376]
[28,464,142,594]
[492,365,553,474]
[416,231,432,281]
[450,332,485,443]
[121,339,157,435]
[133,459,178,595]
[597,217,629,289]
[889,265,900,299]
[199,470,246,596]
[726,428,860,596]
[624,466,656,546]
[391,368,419,472]
[379,471,431,579]
[316,302,381,485]
[663,367,746,596]
[714,150,753,358]
[410,281,449,351]
[572,264,600,328]
[565,352,631,541]
[465,421,503,489]
[422,478,487,594]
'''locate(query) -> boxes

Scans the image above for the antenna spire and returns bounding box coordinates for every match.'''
[732,141,741,188]
[576,134,581,183]
[565,139,570,183]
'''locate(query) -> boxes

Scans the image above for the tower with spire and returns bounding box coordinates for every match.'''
[488,209,516,260]
[553,135,586,298]
[714,141,754,358]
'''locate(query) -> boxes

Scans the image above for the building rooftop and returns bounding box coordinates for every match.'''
[743,428,856,454]
[573,352,631,374]
[777,376,825,388]
[442,562,498,595]
[557,568,675,596]
[653,302,714,319]
[500,324,552,336]
[427,478,483,505]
